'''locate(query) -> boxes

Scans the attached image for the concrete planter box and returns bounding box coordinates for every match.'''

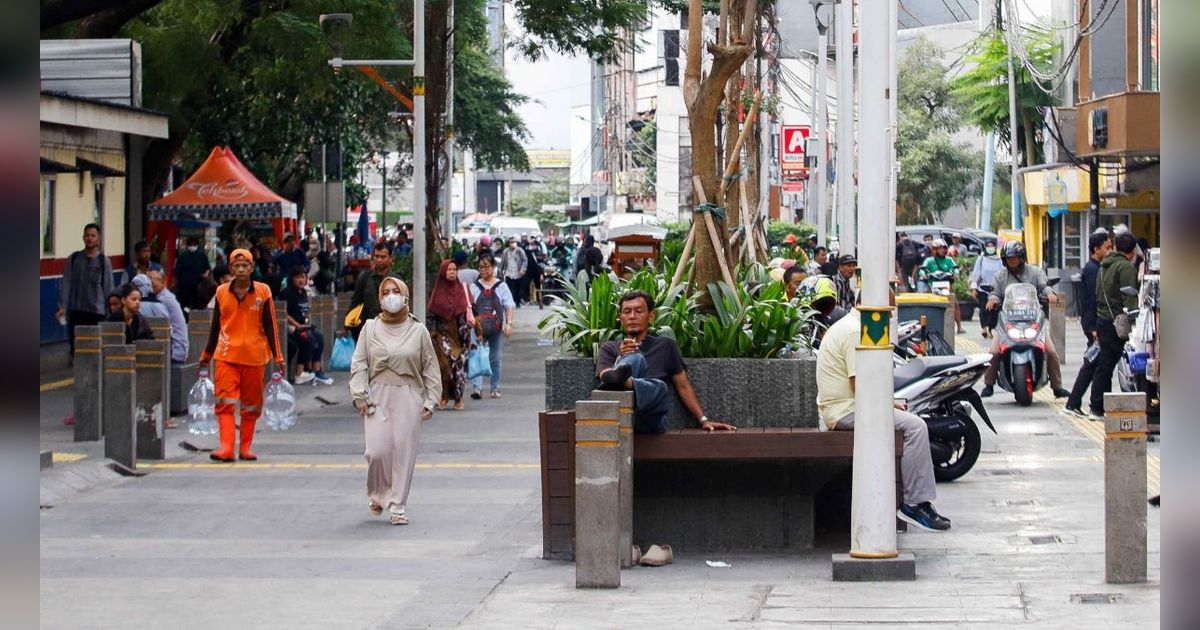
[545,353,819,429]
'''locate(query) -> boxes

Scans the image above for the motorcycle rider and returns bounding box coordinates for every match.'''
[918,239,964,333]
[980,241,1070,399]
[969,239,1004,338]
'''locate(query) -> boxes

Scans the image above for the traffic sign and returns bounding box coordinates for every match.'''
[780,125,811,172]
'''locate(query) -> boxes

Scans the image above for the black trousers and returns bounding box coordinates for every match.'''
[505,277,523,307]
[976,289,999,330]
[1090,319,1125,413]
[1066,338,1098,411]
[67,310,105,356]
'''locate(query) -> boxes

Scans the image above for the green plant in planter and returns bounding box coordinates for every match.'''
[952,256,977,302]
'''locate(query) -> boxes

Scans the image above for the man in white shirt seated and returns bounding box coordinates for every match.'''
[815,293,951,532]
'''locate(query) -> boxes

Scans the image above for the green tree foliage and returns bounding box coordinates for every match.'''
[508,174,569,231]
[951,27,1059,167]
[896,37,982,225]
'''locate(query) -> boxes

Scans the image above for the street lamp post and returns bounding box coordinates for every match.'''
[835,0,855,256]
[811,0,831,247]
[322,5,427,320]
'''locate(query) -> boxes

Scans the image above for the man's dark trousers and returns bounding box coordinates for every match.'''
[614,352,669,434]
[1066,338,1099,413]
[1089,319,1124,413]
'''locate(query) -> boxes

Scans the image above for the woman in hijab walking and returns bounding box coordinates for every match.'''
[349,277,441,525]
[426,260,474,410]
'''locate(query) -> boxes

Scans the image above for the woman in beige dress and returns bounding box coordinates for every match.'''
[349,277,442,525]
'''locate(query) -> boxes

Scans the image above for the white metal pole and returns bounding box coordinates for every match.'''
[815,28,829,246]
[1005,2,1021,230]
[413,0,427,320]
[981,131,996,231]
[443,0,455,238]
[836,0,855,255]
[887,0,897,272]
[849,0,898,560]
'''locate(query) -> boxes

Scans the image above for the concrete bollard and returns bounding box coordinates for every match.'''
[1104,392,1147,584]
[102,344,137,470]
[591,390,635,569]
[72,325,103,442]
[1050,300,1067,364]
[144,316,176,415]
[274,299,290,382]
[134,339,169,460]
[98,322,126,436]
[313,295,336,367]
[574,399,621,589]
[187,309,212,366]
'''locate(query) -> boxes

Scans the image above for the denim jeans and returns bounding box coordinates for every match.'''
[471,331,504,392]
[616,352,670,434]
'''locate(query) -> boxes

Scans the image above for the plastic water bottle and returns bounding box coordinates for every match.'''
[263,372,297,430]
[188,368,217,436]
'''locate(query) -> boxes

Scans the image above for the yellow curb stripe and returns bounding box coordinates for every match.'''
[576,419,619,426]
[51,452,87,463]
[576,440,618,447]
[41,378,75,392]
[136,462,539,470]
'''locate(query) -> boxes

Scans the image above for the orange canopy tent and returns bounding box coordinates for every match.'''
[146,146,298,277]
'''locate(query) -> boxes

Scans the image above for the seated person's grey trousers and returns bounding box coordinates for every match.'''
[833,409,936,506]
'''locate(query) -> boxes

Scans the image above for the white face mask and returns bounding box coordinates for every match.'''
[186,246,198,252]
[985,246,996,255]
[380,293,408,314]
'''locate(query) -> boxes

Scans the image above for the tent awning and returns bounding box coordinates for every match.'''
[147,146,297,222]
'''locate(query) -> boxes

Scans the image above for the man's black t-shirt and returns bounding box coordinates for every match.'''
[596,335,686,385]
[280,285,310,325]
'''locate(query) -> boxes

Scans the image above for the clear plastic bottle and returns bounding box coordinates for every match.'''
[263,372,297,430]
[188,367,218,436]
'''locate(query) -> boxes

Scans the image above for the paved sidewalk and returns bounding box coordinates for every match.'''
[39,311,1160,628]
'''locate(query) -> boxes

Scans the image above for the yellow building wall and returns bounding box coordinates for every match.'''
[39,147,126,260]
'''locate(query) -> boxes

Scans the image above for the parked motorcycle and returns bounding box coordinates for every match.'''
[925,270,955,298]
[894,353,995,481]
[993,279,1059,406]
[1116,279,1159,420]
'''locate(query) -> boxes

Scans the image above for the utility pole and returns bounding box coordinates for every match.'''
[832,0,913,581]
[412,0,427,320]
[1003,0,1022,230]
[835,0,855,255]
[814,19,829,247]
[443,0,456,238]
[981,132,995,230]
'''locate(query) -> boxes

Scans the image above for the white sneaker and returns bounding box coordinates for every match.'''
[295,372,315,384]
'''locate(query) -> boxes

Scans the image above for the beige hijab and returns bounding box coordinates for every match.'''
[376,277,410,325]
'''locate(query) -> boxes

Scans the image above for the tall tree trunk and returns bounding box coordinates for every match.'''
[685,0,755,297]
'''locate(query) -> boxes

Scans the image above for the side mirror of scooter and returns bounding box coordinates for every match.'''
[1120,286,1139,297]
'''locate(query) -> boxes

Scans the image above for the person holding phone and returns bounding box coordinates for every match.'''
[596,290,736,434]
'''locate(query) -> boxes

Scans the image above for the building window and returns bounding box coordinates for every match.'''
[1044,213,1063,269]
[93,178,105,230]
[42,177,55,256]
[1063,211,1083,267]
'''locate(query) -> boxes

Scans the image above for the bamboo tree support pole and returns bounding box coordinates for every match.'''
[668,223,698,293]
[692,176,736,291]
[717,92,764,203]
[739,178,757,263]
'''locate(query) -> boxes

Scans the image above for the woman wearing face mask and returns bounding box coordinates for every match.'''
[426,260,473,410]
[348,277,441,525]
[969,239,1004,338]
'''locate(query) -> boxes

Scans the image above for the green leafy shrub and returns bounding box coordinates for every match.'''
[766,220,816,247]
[952,255,977,302]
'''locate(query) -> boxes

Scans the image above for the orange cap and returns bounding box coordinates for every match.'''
[784,233,798,244]
[229,248,253,265]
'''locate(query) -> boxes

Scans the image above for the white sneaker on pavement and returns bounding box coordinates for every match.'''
[295,371,315,385]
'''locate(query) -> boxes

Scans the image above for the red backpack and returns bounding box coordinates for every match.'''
[474,280,504,337]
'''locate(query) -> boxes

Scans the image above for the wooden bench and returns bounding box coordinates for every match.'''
[539,407,904,559]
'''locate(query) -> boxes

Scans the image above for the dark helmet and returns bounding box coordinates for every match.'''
[1001,241,1026,263]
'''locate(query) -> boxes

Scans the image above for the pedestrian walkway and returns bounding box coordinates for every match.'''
[39,311,1159,628]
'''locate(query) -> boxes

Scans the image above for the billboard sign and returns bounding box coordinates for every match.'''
[780,125,811,173]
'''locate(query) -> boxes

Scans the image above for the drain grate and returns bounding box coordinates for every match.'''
[1033,432,1056,436]
[1029,534,1063,545]
[1072,593,1123,605]
[982,469,1023,476]
[991,499,1040,507]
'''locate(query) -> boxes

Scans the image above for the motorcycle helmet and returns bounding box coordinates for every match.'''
[932,238,947,249]
[797,276,838,309]
[1001,241,1026,263]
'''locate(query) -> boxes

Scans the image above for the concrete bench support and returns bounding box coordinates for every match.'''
[72,325,103,442]
[574,399,621,589]
[591,390,634,569]
[102,344,137,470]
[312,295,336,367]
[187,310,212,365]
[134,339,169,460]
[1105,392,1147,584]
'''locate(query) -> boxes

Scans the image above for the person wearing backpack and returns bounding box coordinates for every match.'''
[469,253,516,399]
[895,232,922,292]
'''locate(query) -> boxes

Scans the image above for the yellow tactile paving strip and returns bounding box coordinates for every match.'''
[957,336,1160,495]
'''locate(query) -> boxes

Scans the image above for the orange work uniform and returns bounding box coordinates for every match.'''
[200,281,283,461]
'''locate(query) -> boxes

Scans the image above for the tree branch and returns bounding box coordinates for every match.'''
[684,0,702,108]
[72,0,163,38]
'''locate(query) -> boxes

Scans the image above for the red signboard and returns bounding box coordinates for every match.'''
[782,179,805,193]
[780,125,811,172]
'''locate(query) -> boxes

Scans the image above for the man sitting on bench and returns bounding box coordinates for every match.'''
[597,290,737,434]
[816,292,952,532]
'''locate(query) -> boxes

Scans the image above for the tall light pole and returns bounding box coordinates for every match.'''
[832,0,913,581]
[811,0,831,247]
[835,0,855,256]
[323,5,427,319]
[443,0,456,238]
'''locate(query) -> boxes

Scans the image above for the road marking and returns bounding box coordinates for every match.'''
[136,462,539,470]
[52,452,87,463]
[957,335,1160,495]
[41,378,74,392]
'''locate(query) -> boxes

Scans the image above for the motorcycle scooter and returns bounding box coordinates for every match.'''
[993,279,1060,406]
[894,353,995,481]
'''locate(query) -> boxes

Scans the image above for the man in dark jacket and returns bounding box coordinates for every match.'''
[347,241,395,341]
[1088,231,1140,416]
[173,236,211,310]
[1065,231,1111,418]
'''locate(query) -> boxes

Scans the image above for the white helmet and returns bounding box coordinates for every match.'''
[932,238,947,248]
